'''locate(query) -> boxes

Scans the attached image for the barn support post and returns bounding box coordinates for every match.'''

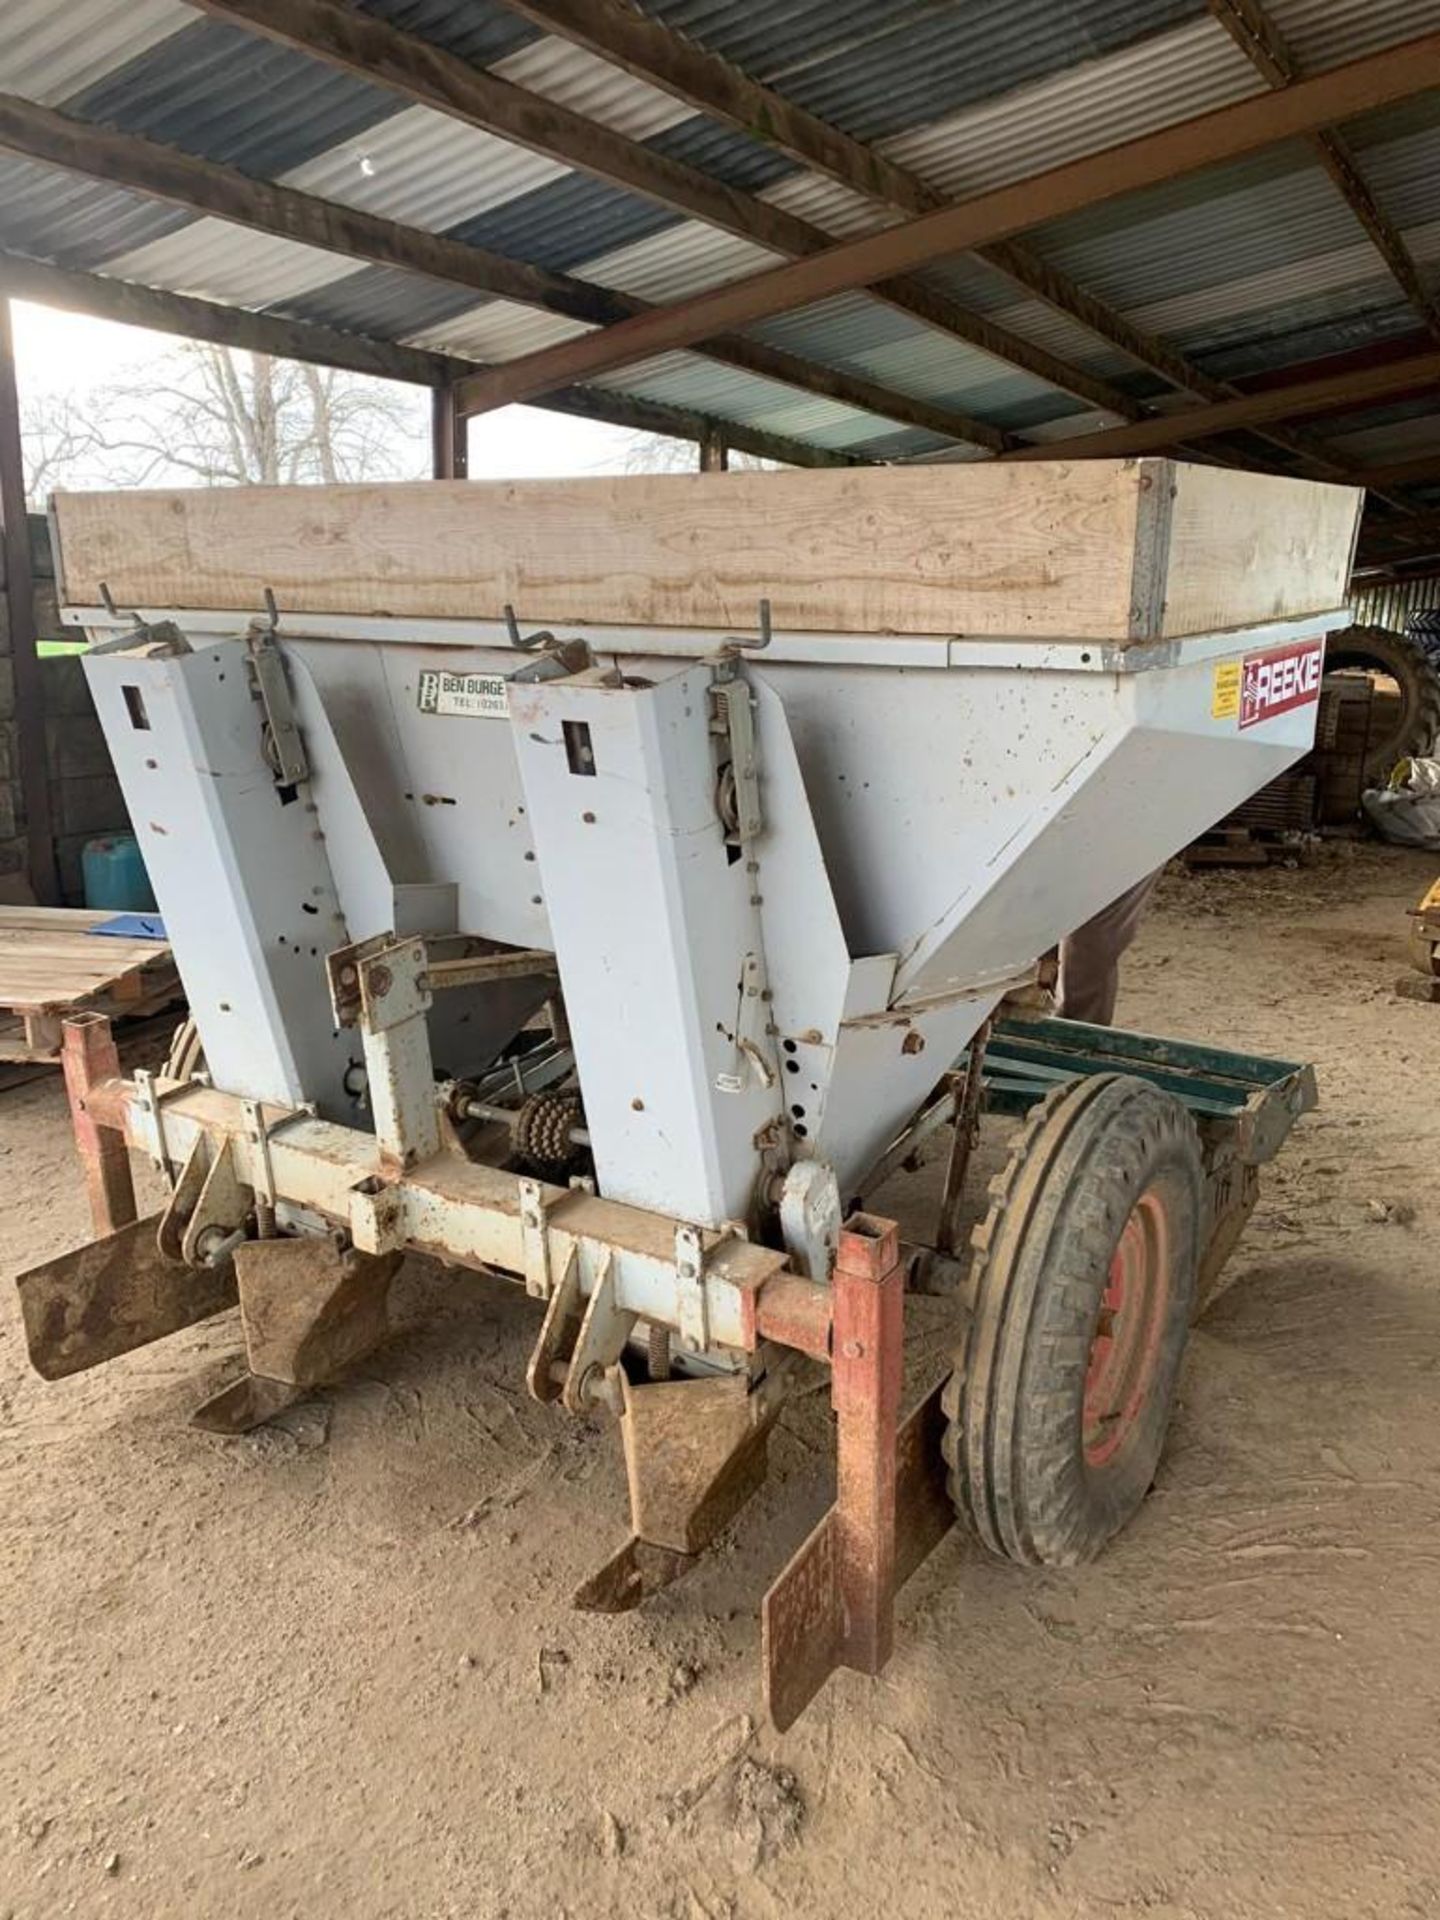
[0,296,58,903]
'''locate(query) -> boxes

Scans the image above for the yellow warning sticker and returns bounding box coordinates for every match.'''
[1211,659,1241,720]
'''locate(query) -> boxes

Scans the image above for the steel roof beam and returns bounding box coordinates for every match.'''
[189,0,1155,423]
[0,95,998,450]
[1208,0,1440,345]
[444,32,1440,414]
[1350,451,1440,494]
[999,350,1440,462]
[492,0,1361,483]
[0,252,861,471]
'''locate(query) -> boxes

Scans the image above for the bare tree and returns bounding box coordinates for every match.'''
[23,342,427,501]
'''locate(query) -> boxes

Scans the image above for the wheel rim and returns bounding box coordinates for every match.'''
[1083,1189,1170,1469]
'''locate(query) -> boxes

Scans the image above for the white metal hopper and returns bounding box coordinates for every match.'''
[53,458,1358,1233]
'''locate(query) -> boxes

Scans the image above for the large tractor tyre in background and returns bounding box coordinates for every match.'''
[942,1074,1203,1568]
[1325,623,1440,781]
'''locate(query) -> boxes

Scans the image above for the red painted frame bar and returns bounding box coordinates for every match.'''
[61,1014,138,1238]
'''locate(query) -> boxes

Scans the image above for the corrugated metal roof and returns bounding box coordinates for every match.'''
[65,18,399,176]
[411,299,595,362]
[882,16,1263,199]
[636,2,947,87]
[581,223,783,303]
[756,0,1210,147]
[412,299,595,362]
[1194,297,1422,381]
[351,0,539,70]
[490,36,691,141]
[0,150,187,267]
[0,0,1435,478]
[1031,149,1363,310]
[447,170,674,273]
[102,219,355,308]
[283,103,570,231]
[277,263,483,340]
[588,346,904,445]
[0,0,190,106]
[1266,0,1440,72]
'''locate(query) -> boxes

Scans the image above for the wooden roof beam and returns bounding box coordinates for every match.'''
[190,0,1158,423]
[0,95,1002,450]
[1208,0,1440,344]
[0,252,863,471]
[446,32,1440,413]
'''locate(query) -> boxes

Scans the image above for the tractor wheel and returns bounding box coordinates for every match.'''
[1324,624,1440,781]
[942,1074,1203,1567]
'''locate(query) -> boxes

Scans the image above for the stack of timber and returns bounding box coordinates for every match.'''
[0,907,180,1069]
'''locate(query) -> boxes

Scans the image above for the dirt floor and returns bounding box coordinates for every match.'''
[4,840,1440,1920]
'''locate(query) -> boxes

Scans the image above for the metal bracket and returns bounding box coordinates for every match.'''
[244,597,308,787]
[518,1175,557,1300]
[525,1242,583,1402]
[179,1135,254,1269]
[561,1249,635,1415]
[709,662,763,844]
[132,1067,170,1180]
[240,1097,277,1209]
[503,602,555,652]
[326,932,439,1166]
[508,636,593,683]
[673,1223,710,1354]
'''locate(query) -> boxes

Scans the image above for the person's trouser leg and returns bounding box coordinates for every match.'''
[1056,871,1161,1025]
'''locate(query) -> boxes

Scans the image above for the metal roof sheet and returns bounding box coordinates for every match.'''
[447,169,674,272]
[0,0,191,106]
[759,0,1210,147]
[588,347,913,448]
[636,2,947,87]
[351,0,539,69]
[1266,0,1440,72]
[490,36,691,141]
[282,102,570,231]
[277,262,483,339]
[882,16,1263,198]
[411,299,594,361]
[64,17,398,176]
[0,0,1434,476]
[580,222,783,303]
[0,150,187,267]
[102,218,355,308]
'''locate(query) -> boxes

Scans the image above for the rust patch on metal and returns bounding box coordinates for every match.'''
[572,1536,694,1614]
[16,1213,236,1381]
[61,1014,136,1238]
[233,1235,401,1387]
[763,1380,955,1731]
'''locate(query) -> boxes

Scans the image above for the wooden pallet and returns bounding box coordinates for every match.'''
[0,906,181,1065]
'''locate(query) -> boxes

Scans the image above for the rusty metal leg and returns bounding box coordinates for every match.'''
[763,1212,916,1730]
[61,1014,137,1238]
[831,1215,905,1675]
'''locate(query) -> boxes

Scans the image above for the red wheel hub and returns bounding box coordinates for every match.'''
[1083,1189,1170,1468]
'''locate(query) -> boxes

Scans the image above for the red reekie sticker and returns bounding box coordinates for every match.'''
[1238,637,1324,729]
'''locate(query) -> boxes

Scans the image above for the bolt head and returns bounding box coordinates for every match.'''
[842,1338,864,1360]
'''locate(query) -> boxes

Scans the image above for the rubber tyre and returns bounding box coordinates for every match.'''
[1325,623,1440,779]
[941,1073,1203,1568]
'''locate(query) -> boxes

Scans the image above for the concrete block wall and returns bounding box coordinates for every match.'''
[0,514,133,902]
